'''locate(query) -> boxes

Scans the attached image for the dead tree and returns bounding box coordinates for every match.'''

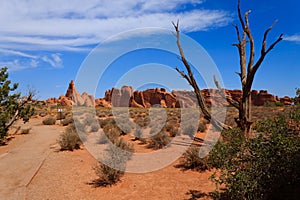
[172,21,230,131]
[214,0,283,137]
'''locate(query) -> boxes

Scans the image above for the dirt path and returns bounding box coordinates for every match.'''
[0,118,215,200]
[0,119,64,200]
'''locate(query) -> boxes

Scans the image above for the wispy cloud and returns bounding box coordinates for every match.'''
[0,59,38,71]
[284,34,300,43]
[0,0,231,52]
[0,48,37,59]
[41,53,63,68]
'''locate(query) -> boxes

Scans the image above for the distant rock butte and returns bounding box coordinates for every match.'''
[46,80,292,107]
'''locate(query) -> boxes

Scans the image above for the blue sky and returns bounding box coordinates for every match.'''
[0,0,299,100]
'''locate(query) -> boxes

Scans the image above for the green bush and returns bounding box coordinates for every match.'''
[210,110,300,200]
[208,128,244,169]
[58,124,82,151]
[0,67,35,144]
[42,117,56,125]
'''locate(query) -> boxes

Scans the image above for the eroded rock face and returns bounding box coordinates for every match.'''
[48,80,97,106]
[48,81,292,107]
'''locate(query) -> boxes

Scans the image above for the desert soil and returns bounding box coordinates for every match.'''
[0,117,215,200]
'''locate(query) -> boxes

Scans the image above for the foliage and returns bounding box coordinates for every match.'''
[0,67,35,143]
[93,138,134,187]
[179,146,210,172]
[58,124,82,151]
[264,101,284,107]
[147,130,171,150]
[93,161,124,187]
[61,117,74,126]
[42,117,56,125]
[210,109,300,200]
[209,128,244,169]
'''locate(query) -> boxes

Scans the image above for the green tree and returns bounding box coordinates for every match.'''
[0,67,35,144]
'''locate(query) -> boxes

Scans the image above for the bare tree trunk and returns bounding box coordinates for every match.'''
[215,0,283,138]
[172,21,230,131]
[237,91,252,138]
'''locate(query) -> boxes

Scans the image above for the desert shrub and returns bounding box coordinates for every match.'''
[197,122,207,132]
[90,122,100,132]
[114,138,134,159]
[100,127,121,144]
[83,114,95,126]
[133,128,143,140]
[179,146,210,172]
[93,138,134,187]
[99,118,116,128]
[264,101,284,107]
[58,124,82,151]
[73,118,86,133]
[210,112,300,200]
[38,111,47,117]
[93,162,124,187]
[61,117,73,126]
[169,126,179,137]
[118,121,133,134]
[42,117,56,125]
[147,130,171,150]
[183,124,197,139]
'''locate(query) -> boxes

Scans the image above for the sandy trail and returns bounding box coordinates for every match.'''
[0,120,64,200]
[0,118,215,200]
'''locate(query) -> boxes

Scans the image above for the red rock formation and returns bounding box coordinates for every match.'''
[50,81,293,108]
[58,95,72,106]
[82,92,95,106]
[280,96,292,105]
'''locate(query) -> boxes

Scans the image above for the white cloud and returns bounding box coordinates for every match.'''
[0,59,38,71]
[284,34,300,43]
[0,48,37,58]
[41,53,63,68]
[0,0,231,52]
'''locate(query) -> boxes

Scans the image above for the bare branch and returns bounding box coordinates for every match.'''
[233,24,241,43]
[265,33,283,54]
[175,67,193,86]
[262,20,278,53]
[214,76,240,109]
[173,21,226,129]
[237,0,245,29]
